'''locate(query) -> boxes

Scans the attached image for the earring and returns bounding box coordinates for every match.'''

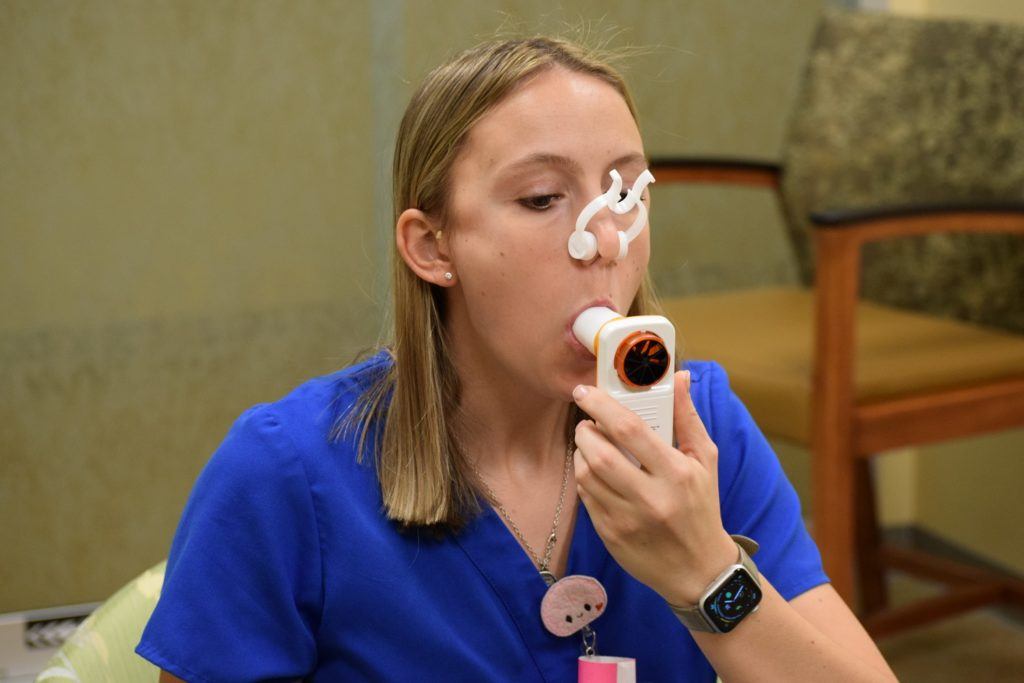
[444,272,454,281]
[436,230,444,240]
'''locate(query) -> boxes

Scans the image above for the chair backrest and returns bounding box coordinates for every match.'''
[780,9,1024,333]
[35,562,165,682]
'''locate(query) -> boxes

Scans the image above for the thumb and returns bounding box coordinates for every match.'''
[673,369,712,455]
[671,369,691,446]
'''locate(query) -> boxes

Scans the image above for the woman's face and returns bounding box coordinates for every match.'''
[443,65,651,399]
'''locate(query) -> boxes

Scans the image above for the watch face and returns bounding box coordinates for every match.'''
[702,568,762,633]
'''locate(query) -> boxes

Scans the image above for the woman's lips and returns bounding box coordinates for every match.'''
[566,325,595,360]
[565,299,617,360]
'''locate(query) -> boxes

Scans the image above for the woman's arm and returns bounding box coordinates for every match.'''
[571,371,897,682]
[135,406,321,680]
[690,581,895,682]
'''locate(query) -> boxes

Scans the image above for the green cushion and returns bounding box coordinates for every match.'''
[35,562,165,682]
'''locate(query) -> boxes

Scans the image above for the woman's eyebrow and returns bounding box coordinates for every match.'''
[608,152,649,170]
[498,152,582,178]
[496,151,648,179]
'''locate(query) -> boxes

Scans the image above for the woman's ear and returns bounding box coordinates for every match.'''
[395,208,456,286]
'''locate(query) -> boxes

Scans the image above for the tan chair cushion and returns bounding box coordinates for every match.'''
[661,287,1024,444]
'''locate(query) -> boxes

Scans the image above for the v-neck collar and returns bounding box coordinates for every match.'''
[453,497,612,682]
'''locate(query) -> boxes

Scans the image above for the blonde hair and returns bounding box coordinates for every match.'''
[333,36,665,532]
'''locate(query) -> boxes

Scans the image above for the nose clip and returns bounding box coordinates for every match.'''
[568,169,655,261]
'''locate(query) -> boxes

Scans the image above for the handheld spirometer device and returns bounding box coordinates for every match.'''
[572,307,675,464]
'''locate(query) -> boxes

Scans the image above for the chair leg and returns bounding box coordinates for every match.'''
[812,435,858,606]
[855,458,889,616]
[811,227,862,608]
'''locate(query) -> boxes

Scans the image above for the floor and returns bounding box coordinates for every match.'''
[878,572,1024,682]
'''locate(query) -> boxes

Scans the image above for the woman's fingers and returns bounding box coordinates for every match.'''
[672,370,716,472]
[572,384,673,476]
[573,448,610,518]
[573,423,643,501]
[573,447,634,546]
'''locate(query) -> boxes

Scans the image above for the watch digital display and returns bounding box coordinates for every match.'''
[702,568,762,633]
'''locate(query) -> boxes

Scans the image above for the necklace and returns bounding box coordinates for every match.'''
[472,436,605,658]
[473,437,574,586]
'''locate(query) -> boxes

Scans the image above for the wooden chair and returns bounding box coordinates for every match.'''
[653,9,1024,637]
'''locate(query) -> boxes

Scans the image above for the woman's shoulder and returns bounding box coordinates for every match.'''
[274,346,392,414]
[243,347,392,435]
[680,358,723,388]
[209,348,394,479]
[679,358,736,438]
[679,358,776,499]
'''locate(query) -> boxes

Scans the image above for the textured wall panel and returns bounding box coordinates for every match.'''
[0,0,379,612]
[0,300,378,612]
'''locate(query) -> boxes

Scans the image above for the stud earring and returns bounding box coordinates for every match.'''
[444,272,454,281]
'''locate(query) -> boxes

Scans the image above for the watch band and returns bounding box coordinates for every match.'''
[668,534,761,633]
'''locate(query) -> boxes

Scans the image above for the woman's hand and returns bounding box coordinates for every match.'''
[572,369,738,606]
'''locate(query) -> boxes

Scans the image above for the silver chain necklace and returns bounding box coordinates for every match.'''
[472,436,601,657]
[473,437,574,587]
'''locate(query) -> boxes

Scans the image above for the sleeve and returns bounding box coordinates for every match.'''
[701,361,831,601]
[135,405,322,683]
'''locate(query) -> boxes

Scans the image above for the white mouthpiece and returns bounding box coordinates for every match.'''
[572,306,622,355]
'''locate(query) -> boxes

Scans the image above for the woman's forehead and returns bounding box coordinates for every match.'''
[460,68,643,176]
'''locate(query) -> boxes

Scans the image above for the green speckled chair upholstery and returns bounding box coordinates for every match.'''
[35,562,164,683]
[782,9,1024,332]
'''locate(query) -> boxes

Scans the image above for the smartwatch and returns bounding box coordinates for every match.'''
[668,534,763,634]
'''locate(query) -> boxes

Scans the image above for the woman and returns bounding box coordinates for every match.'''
[139,37,897,681]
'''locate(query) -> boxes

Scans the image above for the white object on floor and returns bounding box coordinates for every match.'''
[0,603,98,682]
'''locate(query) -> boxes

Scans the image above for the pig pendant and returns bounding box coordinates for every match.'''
[540,575,607,637]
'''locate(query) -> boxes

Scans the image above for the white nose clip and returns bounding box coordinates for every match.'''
[568,169,655,261]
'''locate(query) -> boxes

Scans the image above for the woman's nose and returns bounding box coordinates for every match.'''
[587,209,623,263]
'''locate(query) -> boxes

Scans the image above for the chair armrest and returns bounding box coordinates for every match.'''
[649,157,781,189]
[809,203,1024,243]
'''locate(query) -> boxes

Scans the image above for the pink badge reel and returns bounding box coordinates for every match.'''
[541,575,636,681]
[578,655,637,683]
[540,575,606,637]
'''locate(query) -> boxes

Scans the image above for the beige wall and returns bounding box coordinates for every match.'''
[1,0,381,613]
[1,0,824,612]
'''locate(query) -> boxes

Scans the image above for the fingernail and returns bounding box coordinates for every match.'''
[572,384,589,401]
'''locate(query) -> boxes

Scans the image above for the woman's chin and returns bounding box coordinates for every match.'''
[564,361,597,393]
[565,326,598,363]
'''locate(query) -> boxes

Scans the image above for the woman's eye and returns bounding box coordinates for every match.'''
[518,194,561,211]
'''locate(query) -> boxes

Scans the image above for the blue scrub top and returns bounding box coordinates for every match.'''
[136,351,828,682]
